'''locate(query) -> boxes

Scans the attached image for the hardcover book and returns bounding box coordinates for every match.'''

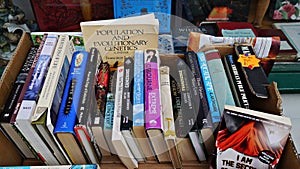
[30,0,113,31]
[31,34,76,165]
[113,0,172,33]
[74,48,102,164]
[132,50,156,162]
[0,46,39,160]
[160,66,182,168]
[144,49,170,163]
[93,61,111,156]
[15,35,60,165]
[80,13,159,66]
[216,105,291,169]
[54,51,91,164]
[112,66,138,169]
[121,57,145,162]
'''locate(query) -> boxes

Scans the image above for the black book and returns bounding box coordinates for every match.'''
[223,54,250,109]
[235,45,269,98]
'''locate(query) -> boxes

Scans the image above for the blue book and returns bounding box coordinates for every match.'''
[113,0,172,34]
[196,51,221,125]
[54,51,90,164]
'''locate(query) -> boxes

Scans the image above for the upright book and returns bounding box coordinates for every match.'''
[113,0,172,34]
[80,13,159,65]
[216,105,291,169]
[54,51,91,164]
[132,50,156,162]
[15,34,60,165]
[112,66,138,169]
[120,57,145,162]
[31,34,76,165]
[144,49,170,163]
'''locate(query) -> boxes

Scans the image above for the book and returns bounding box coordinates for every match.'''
[160,66,182,168]
[144,49,171,163]
[196,51,221,126]
[53,51,91,164]
[121,57,145,162]
[80,13,159,66]
[0,46,39,160]
[256,28,298,61]
[235,45,270,98]
[204,49,236,112]
[272,22,300,60]
[0,164,101,169]
[113,0,172,34]
[15,34,60,165]
[0,130,23,166]
[270,0,300,20]
[175,58,207,162]
[74,48,103,164]
[31,34,76,165]
[223,54,250,109]
[206,7,231,21]
[112,65,138,169]
[30,0,113,31]
[93,61,111,156]
[132,50,156,162]
[103,70,117,155]
[215,105,291,169]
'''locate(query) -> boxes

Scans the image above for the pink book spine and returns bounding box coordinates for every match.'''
[144,61,162,130]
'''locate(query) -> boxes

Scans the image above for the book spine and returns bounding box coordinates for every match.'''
[11,34,47,123]
[121,57,134,131]
[196,51,221,124]
[176,58,198,137]
[75,48,101,164]
[144,49,162,130]
[133,50,144,127]
[160,65,182,168]
[224,54,250,109]
[184,51,212,129]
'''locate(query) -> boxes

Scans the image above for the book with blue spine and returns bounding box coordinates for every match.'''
[54,51,90,164]
[15,34,59,165]
[196,51,221,126]
[113,0,172,34]
[132,50,156,162]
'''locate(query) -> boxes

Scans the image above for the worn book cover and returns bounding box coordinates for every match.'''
[113,0,172,33]
[30,0,113,31]
[215,105,291,169]
[80,13,159,66]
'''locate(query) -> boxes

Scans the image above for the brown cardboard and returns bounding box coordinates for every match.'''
[0,31,32,112]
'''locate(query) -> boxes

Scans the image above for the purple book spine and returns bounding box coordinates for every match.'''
[144,51,162,130]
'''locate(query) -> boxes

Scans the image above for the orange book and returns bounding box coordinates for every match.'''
[207,7,232,21]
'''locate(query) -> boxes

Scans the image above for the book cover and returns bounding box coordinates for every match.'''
[54,51,90,164]
[0,164,101,169]
[31,34,76,165]
[204,49,236,112]
[111,65,138,169]
[144,49,170,163]
[93,61,111,156]
[121,57,145,162]
[206,7,231,21]
[223,54,250,109]
[196,51,221,125]
[113,0,172,34]
[132,50,156,162]
[215,105,291,169]
[160,66,182,168]
[30,0,113,31]
[0,46,39,160]
[15,35,60,165]
[80,13,159,66]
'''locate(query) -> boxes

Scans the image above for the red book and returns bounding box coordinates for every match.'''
[216,22,258,36]
[30,0,113,31]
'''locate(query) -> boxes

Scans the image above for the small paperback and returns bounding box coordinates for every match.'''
[215,105,291,169]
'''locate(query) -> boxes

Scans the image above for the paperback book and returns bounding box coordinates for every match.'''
[216,105,291,169]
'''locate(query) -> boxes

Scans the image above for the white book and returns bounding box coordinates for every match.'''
[31,34,76,164]
[15,35,60,165]
[111,66,138,169]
